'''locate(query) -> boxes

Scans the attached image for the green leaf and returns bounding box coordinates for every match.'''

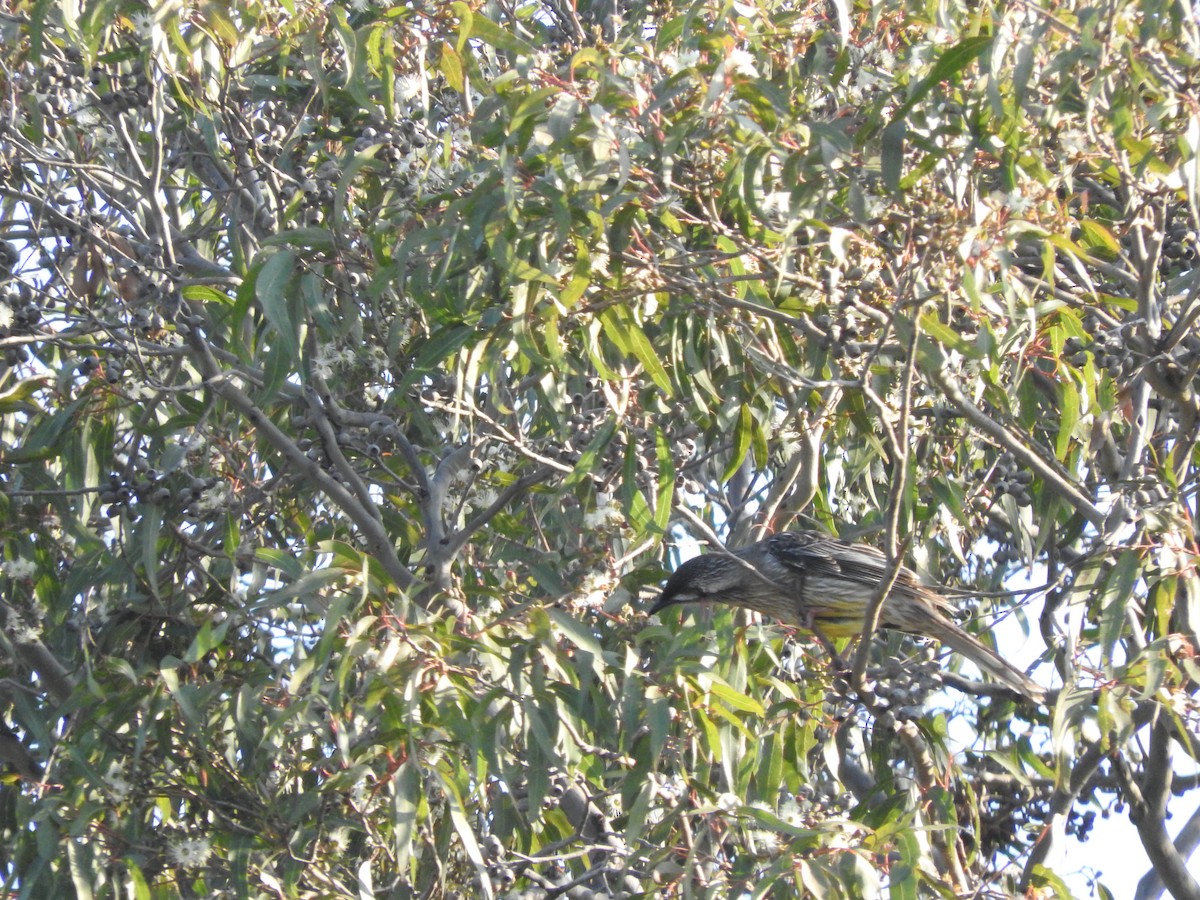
[750,409,768,469]
[739,804,819,838]
[708,678,765,715]
[1099,551,1140,669]
[918,311,964,351]
[652,426,676,534]
[139,509,162,599]
[0,376,48,414]
[392,760,420,872]
[255,250,301,362]
[564,419,617,490]
[452,2,533,56]
[1025,864,1074,898]
[547,608,605,675]
[183,619,231,664]
[888,829,921,900]
[723,404,754,483]
[1078,219,1121,257]
[254,548,305,580]
[891,35,993,122]
[410,324,475,371]
[440,778,495,899]
[440,42,464,93]
[2,396,87,463]
[124,860,151,900]
[1056,380,1080,459]
[160,665,203,727]
[599,306,672,395]
[881,119,906,193]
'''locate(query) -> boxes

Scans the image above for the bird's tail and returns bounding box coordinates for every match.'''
[924,617,1047,704]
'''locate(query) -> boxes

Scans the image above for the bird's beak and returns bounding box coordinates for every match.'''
[648,594,673,616]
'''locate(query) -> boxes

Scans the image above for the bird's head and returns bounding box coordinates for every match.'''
[649,554,743,616]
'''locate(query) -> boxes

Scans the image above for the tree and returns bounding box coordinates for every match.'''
[1,0,1198,896]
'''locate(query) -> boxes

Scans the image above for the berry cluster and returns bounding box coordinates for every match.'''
[982,506,1022,566]
[248,97,296,162]
[0,243,37,369]
[292,408,403,470]
[989,451,1034,507]
[1064,312,1144,378]
[823,646,943,732]
[122,274,180,333]
[352,118,431,165]
[2,279,39,340]
[813,306,868,360]
[1160,208,1199,276]
[94,66,152,115]
[789,782,857,819]
[861,649,944,727]
[970,773,1045,856]
[283,159,343,227]
[96,468,228,524]
[77,350,125,384]
[32,51,88,128]
[1066,806,1097,840]
[97,468,170,519]
[0,240,17,277]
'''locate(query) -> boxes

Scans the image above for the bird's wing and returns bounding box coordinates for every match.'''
[765,531,882,582]
[767,531,948,610]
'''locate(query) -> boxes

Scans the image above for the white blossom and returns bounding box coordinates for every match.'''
[573,570,614,609]
[779,796,805,828]
[396,74,427,107]
[1,558,37,580]
[750,828,782,856]
[471,488,498,512]
[660,49,700,74]
[583,495,621,528]
[7,615,41,643]
[128,12,154,40]
[105,764,133,801]
[726,48,758,78]
[716,792,741,812]
[167,836,211,869]
[196,482,230,512]
[1002,190,1032,215]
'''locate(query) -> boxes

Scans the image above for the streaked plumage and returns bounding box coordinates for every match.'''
[651,531,1045,703]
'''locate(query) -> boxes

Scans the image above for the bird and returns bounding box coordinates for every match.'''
[649,530,1046,704]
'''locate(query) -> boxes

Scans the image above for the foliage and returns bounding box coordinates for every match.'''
[1,0,1199,896]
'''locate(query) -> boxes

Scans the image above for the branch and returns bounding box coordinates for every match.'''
[758,385,841,533]
[931,366,1108,527]
[192,341,416,594]
[941,670,1061,704]
[895,720,968,890]
[1120,716,1200,900]
[1135,803,1200,900]
[303,383,386,525]
[0,606,75,705]
[851,314,918,696]
[442,468,556,559]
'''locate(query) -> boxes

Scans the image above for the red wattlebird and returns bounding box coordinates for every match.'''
[650,531,1046,703]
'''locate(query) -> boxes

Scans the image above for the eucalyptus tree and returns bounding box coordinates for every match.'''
[1,0,1198,897]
